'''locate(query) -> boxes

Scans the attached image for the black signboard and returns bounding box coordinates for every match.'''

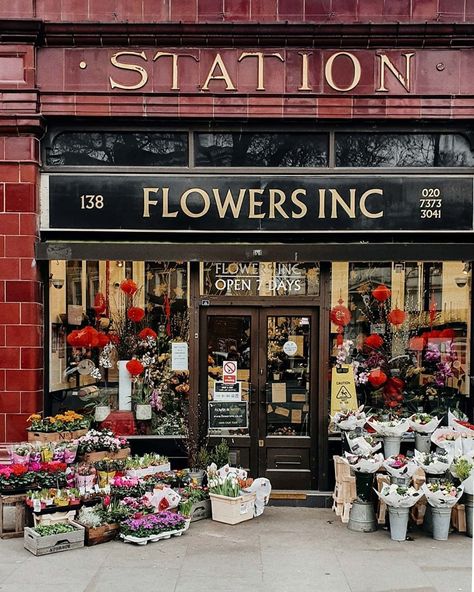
[209,402,248,429]
[46,175,473,232]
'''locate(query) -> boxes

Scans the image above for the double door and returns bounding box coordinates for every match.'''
[200,306,318,489]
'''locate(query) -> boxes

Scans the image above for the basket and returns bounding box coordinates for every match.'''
[209,493,256,525]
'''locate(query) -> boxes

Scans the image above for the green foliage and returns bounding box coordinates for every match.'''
[34,523,77,537]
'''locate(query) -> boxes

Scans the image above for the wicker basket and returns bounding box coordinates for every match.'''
[209,492,256,525]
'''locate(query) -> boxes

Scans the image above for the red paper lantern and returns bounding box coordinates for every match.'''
[138,328,157,340]
[388,307,406,327]
[120,279,138,296]
[330,298,352,345]
[126,359,144,376]
[127,307,145,322]
[76,326,100,348]
[93,292,106,315]
[364,334,384,349]
[372,284,391,302]
[67,330,83,347]
[368,368,387,388]
[96,332,110,347]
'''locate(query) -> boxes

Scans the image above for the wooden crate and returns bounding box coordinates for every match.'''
[332,456,356,523]
[80,522,119,546]
[82,447,130,463]
[24,520,85,556]
[190,499,211,522]
[27,429,88,443]
[0,493,27,539]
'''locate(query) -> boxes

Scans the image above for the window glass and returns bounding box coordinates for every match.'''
[330,261,471,418]
[195,132,328,167]
[46,132,188,166]
[335,133,474,167]
[49,260,189,436]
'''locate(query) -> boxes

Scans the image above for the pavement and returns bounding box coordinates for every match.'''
[0,508,472,592]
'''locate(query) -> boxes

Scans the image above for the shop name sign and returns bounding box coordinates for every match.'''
[43,175,474,233]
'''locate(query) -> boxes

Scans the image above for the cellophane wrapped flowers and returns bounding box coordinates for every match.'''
[368,416,409,437]
[331,406,368,432]
[376,483,423,508]
[421,481,463,508]
[383,454,417,479]
[414,449,451,475]
[408,413,440,434]
[342,452,384,473]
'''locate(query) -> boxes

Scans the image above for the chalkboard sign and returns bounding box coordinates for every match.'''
[209,402,248,429]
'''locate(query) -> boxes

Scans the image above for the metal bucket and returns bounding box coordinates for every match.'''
[388,506,410,541]
[384,436,401,458]
[465,494,473,538]
[348,500,377,533]
[415,433,432,454]
[390,475,411,487]
[355,472,374,502]
[431,506,453,541]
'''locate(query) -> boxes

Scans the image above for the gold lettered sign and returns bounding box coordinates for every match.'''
[330,364,358,416]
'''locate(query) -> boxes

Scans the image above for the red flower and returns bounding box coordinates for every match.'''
[138,328,157,340]
[120,279,138,296]
[67,330,83,347]
[10,464,27,476]
[364,334,384,349]
[109,333,120,345]
[127,307,145,322]
[126,359,144,376]
[103,495,111,507]
[96,332,110,347]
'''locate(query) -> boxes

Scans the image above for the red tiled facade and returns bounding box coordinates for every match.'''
[0,3,473,441]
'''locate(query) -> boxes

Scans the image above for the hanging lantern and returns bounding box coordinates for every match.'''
[126,359,144,376]
[388,307,406,327]
[364,334,384,349]
[76,326,100,348]
[368,368,387,388]
[120,279,138,296]
[67,330,83,347]
[127,307,145,322]
[330,298,352,346]
[372,284,391,302]
[93,292,106,315]
[138,328,157,340]
[96,332,110,347]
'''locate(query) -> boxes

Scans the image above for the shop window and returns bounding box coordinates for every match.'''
[194,132,328,167]
[201,262,320,297]
[330,261,471,417]
[48,260,189,436]
[335,133,474,167]
[45,132,188,166]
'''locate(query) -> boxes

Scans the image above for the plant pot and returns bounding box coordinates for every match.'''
[188,469,205,486]
[209,492,256,525]
[118,360,132,411]
[355,471,374,502]
[388,506,410,541]
[135,404,152,421]
[383,436,401,458]
[347,500,377,533]
[415,433,432,454]
[95,405,111,423]
[97,470,116,489]
[465,493,473,538]
[431,506,453,541]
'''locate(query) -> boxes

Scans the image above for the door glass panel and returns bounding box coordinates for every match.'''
[266,315,311,437]
[207,316,251,436]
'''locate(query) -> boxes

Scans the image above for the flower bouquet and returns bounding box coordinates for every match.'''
[414,449,452,476]
[76,429,130,462]
[74,463,97,493]
[368,416,409,457]
[208,465,256,525]
[143,486,181,512]
[375,483,424,541]
[342,452,384,502]
[448,410,474,435]
[332,406,368,432]
[409,413,441,453]
[421,481,464,540]
[345,431,382,456]
[120,510,189,545]
[431,428,463,458]
[383,454,417,485]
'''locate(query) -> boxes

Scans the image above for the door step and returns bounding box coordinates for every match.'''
[269,490,333,508]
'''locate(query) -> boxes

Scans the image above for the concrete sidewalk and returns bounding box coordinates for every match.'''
[0,508,471,592]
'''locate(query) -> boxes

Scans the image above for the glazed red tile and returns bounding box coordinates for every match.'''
[5,183,35,212]
[0,303,20,324]
[251,0,277,19]
[171,0,197,21]
[5,281,41,304]
[0,392,21,413]
[0,260,20,281]
[21,391,43,414]
[279,0,303,20]
[5,413,30,442]
[224,0,250,20]
[21,347,43,370]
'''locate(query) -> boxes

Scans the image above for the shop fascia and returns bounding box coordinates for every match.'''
[107,49,413,93]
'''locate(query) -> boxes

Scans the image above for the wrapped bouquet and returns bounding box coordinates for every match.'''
[342,452,384,473]
[408,413,440,434]
[331,406,368,432]
[375,483,424,508]
[431,428,463,457]
[383,454,417,479]
[421,481,463,508]
[368,417,409,437]
[345,431,382,456]
[414,449,452,475]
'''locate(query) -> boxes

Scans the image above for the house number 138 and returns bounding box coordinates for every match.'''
[80,194,104,209]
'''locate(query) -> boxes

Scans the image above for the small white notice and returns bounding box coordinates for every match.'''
[283,340,298,356]
[171,342,188,371]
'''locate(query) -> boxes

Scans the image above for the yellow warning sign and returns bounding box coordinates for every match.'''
[330,364,358,416]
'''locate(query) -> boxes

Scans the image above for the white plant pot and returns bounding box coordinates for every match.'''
[118,360,132,411]
[95,405,111,423]
[135,404,152,421]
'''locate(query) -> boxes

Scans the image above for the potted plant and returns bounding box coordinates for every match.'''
[188,446,211,485]
[85,393,112,423]
[132,382,153,421]
[207,465,256,525]
[76,502,120,546]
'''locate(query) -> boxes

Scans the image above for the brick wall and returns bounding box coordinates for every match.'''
[0,136,42,442]
[0,0,473,22]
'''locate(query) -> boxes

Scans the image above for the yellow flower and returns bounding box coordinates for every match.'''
[27,414,41,422]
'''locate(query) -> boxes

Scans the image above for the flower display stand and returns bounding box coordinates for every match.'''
[24,520,85,556]
[376,474,390,525]
[209,493,256,525]
[0,493,27,539]
[332,455,356,523]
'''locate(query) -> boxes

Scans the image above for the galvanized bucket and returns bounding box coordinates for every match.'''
[348,500,377,533]
[388,506,409,541]
[431,506,452,541]
[383,436,401,458]
[464,494,473,538]
[415,433,432,454]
